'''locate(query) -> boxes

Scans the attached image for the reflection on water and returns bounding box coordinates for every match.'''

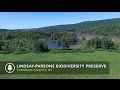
[47,41,80,48]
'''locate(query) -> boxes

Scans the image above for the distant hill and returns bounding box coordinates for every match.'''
[36,18,120,32]
[0,29,8,32]
[1,18,120,35]
[30,18,120,35]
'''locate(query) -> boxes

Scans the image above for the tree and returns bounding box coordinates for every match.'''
[62,42,70,50]
[0,39,4,50]
[33,40,49,53]
[87,37,116,50]
[87,37,101,49]
[4,33,13,40]
[82,37,86,41]
[101,37,115,50]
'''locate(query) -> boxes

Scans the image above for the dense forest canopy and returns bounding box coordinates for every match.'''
[0,30,77,54]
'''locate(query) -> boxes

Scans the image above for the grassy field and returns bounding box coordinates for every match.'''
[0,51,120,79]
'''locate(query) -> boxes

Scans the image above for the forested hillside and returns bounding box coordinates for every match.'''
[35,18,120,35]
[1,18,120,35]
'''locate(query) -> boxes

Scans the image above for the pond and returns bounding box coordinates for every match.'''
[47,41,81,48]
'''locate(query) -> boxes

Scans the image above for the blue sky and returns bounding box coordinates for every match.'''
[0,12,120,29]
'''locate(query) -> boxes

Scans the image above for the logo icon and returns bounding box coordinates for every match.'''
[5,63,15,73]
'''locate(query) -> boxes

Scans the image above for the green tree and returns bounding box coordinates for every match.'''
[33,40,49,53]
[62,42,70,50]
[0,39,4,50]
[87,37,101,49]
[101,37,115,50]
